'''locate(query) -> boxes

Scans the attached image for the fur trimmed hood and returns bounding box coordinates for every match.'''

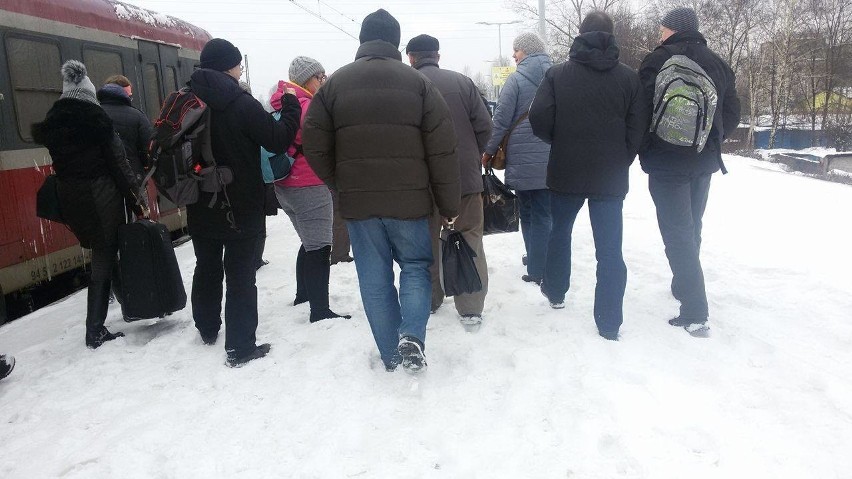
[31,98,114,150]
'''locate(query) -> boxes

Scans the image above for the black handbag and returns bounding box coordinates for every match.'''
[36,174,65,223]
[482,168,519,235]
[441,228,482,296]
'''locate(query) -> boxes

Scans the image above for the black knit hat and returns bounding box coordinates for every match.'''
[579,11,614,34]
[359,9,401,47]
[661,7,699,32]
[406,34,440,54]
[199,38,242,71]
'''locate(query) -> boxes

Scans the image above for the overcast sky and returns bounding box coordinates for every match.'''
[131,0,533,99]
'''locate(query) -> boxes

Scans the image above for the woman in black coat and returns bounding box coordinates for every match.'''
[32,60,148,349]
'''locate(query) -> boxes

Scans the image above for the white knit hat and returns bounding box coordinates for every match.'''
[60,60,98,105]
[289,56,325,87]
[513,32,546,55]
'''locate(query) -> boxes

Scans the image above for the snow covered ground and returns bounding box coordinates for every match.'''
[1,155,851,478]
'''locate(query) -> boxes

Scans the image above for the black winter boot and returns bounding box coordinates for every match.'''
[293,245,308,306]
[85,280,124,348]
[304,246,351,322]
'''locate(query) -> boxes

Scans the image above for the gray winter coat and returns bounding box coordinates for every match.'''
[485,52,552,191]
[413,60,492,196]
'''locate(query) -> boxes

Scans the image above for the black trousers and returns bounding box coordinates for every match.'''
[648,172,712,320]
[87,246,118,332]
[191,234,261,356]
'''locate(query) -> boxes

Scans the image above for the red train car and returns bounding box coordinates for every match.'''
[0,0,211,322]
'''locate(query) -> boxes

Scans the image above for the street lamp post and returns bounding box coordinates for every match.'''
[476,20,521,65]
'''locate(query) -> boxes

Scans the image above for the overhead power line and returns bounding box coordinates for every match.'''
[288,0,358,40]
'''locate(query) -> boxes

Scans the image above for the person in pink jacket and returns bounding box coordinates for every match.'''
[271,56,349,322]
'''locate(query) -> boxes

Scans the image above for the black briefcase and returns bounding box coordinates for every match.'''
[117,219,186,320]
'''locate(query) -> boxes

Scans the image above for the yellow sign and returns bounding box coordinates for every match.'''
[491,66,516,86]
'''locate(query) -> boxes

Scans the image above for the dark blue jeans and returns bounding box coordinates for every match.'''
[648,172,711,320]
[517,189,552,279]
[347,217,432,368]
[543,193,627,334]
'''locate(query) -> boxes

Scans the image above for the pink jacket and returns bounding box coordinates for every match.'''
[270,80,324,188]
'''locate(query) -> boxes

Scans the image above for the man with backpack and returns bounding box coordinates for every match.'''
[639,8,741,336]
[187,38,301,366]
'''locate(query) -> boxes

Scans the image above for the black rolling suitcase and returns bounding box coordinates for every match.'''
[117,219,186,320]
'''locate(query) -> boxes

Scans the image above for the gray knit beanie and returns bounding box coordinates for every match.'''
[513,32,546,55]
[289,56,325,87]
[60,60,98,105]
[661,7,699,32]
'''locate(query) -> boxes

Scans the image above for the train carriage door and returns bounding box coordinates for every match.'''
[137,41,184,218]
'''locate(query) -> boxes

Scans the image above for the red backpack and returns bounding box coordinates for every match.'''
[148,88,237,228]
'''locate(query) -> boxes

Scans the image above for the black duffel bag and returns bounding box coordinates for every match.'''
[482,168,519,235]
[441,228,482,296]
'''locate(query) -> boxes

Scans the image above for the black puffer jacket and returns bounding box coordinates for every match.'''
[97,86,154,178]
[638,31,741,175]
[31,98,144,249]
[187,69,300,239]
[413,60,492,196]
[529,32,647,198]
[303,40,460,220]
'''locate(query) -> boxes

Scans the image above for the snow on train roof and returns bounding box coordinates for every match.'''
[1,0,211,51]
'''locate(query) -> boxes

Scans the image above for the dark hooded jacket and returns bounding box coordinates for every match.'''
[529,31,647,198]
[413,59,492,196]
[31,98,145,249]
[187,69,300,239]
[303,40,460,220]
[97,85,154,179]
[638,30,741,175]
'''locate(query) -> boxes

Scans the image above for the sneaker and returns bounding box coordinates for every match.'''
[397,336,427,374]
[540,286,565,309]
[522,274,542,285]
[0,355,15,380]
[459,314,482,332]
[226,343,271,368]
[669,316,710,338]
[85,327,125,349]
[668,316,707,327]
[598,330,619,341]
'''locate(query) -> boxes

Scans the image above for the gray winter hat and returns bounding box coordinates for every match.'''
[661,7,699,32]
[289,56,325,87]
[60,60,98,105]
[513,32,546,55]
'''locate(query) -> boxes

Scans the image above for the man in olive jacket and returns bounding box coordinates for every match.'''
[638,8,741,336]
[303,10,460,374]
[406,34,493,328]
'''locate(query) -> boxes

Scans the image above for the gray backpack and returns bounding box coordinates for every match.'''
[650,49,718,153]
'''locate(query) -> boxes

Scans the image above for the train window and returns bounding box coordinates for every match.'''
[82,49,124,89]
[5,37,62,142]
[142,63,162,121]
[164,66,179,93]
